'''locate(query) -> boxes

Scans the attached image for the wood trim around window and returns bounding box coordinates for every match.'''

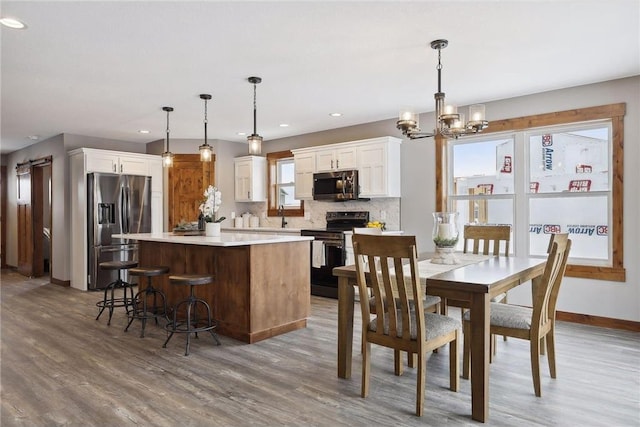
[436,103,626,282]
[266,150,304,217]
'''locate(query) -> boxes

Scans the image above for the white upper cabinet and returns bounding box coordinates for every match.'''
[85,150,149,176]
[292,136,401,199]
[293,152,316,200]
[315,145,357,172]
[234,155,267,202]
[357,138,401,197]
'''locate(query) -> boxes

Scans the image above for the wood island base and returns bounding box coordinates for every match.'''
[138,239,310,343]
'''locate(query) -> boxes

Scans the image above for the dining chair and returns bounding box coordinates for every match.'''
[462,233,571,397]
[353,234,460,416]
[353,227,442,317]
[354,227,442,363]
[447,224,511,356]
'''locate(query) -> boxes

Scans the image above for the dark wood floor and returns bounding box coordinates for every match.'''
[1,269,639,426]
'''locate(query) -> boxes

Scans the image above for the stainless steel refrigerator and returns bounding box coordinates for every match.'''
[87,172,152,290]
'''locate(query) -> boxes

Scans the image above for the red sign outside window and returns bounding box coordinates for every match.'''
[568,179,591,192]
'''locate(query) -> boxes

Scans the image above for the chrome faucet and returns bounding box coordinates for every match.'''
[278,205,287,228]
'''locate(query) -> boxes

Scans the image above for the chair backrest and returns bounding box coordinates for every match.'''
[352,234,425,345]
[463,224,511,256]
[532,233,571,335]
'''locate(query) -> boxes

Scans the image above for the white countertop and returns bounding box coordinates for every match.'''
[113,232,313,247]
[222,227,301,234]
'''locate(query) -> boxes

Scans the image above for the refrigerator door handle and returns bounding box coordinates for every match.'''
[124,186,130,233]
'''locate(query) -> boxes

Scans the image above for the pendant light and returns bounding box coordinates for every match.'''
[161,106,174,168]
[199,94,213,162]
[247,76,263,155]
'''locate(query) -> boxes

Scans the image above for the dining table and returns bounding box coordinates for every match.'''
[333,253,547,423]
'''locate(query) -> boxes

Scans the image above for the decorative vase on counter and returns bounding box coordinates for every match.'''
[431,211,460,264]
[205,222,221,237]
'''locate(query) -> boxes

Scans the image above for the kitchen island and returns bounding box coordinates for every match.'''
[115,232,313,343]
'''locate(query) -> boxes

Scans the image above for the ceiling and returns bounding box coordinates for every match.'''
[1,1,638,155]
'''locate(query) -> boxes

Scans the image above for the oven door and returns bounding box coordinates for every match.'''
[302,231,345,299]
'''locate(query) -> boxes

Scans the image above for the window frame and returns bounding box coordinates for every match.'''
[266,150,304,217]
[437,103,626,282]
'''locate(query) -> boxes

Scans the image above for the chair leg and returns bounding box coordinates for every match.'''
[462,321,471,380]
[450,329,460,391]
[531,336,542,397]
[547,327,557,379]
[416,352,426,416]
[394,350,403,376]
[407,351,416,368]
[361,341,370,398]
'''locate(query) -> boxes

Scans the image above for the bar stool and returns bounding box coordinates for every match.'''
[95,260,138,326]
[125,266,170,338]
[163,274,221,356]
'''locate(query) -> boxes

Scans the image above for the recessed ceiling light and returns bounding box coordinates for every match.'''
[237,132,247,136]
[279,123,289,127]
[0,17,27,29]
[138,129,150,134]
[27,135,40,140]
[329,112,342,117]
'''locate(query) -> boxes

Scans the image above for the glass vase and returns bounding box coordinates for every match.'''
[431,212,460,264]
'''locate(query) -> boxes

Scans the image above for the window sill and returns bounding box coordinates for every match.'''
[565,264,626,282]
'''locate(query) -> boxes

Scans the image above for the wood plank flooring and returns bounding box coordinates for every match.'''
[1,269,639,426]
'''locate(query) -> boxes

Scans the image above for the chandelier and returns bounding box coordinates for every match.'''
[161,106,174,168]
[247,76,263,155]
[397,39,488,140]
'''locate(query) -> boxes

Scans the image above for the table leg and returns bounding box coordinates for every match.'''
[469,292,490,423]
[337,276,355,379]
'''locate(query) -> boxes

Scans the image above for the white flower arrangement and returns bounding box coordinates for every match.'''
[199,185,226,223]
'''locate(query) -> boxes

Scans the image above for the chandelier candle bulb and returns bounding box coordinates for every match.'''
[443,104,457,116]
[469,104,485,122]
[451,113,465,130]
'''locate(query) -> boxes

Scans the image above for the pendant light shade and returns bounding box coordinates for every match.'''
[199,94,213,162]
[162,106,174,168]
[247,76,263,155]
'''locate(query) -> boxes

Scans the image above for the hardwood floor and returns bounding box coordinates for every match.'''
[1,269,639,426]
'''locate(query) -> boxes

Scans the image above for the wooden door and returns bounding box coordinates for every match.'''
[17,165,33,276]
[167,154,215,229]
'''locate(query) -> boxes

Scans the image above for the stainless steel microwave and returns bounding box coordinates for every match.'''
[313,170,359,201]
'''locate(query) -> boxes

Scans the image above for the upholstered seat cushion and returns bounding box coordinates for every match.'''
[369,311,460,341]
[463,302,532,330]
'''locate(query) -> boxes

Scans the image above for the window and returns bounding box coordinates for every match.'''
[267,151,304,217]
[438,103,625,281]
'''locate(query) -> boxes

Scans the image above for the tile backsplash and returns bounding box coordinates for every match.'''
[236,198,401,230]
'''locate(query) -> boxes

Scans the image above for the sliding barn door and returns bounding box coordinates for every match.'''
[167,154,215,229]
[16,165,33,276]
